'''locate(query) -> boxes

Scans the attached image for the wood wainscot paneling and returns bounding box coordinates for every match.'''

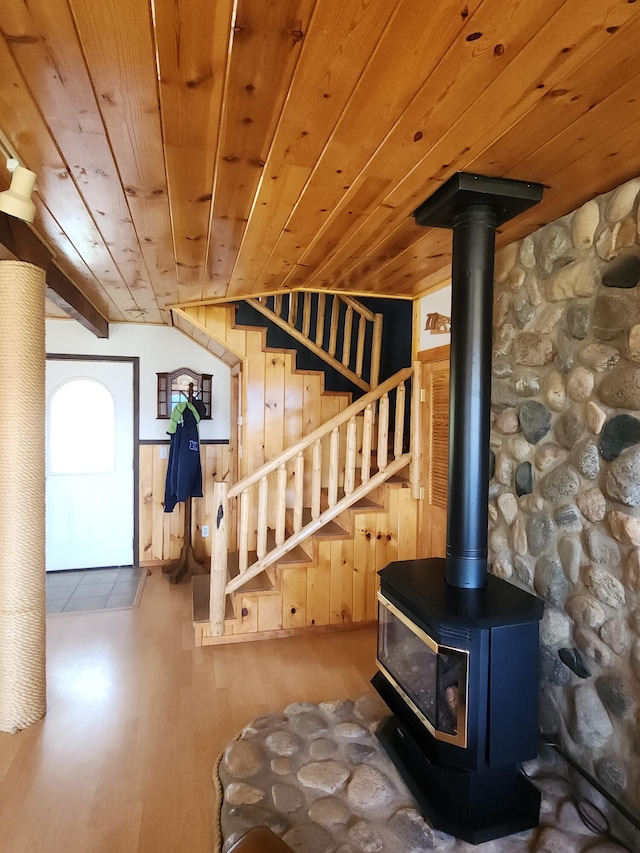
[139,442,230,566]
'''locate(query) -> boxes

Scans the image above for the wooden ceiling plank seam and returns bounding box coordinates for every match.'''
[153,0,236,297]
[58,131,163,319]
[40,186,149,316]
[67,0,179,312]
[226,0,400,296]
[500,108,640,239]
[0,5,158,322]
[214,0,326,297]
[366,10,640,295]
[502,68,640,190]
[0,0,105,136]
[3,0,640,311]
[382,0,640,210]
[359,47,640,298]
[205,0,317,292]
[390,106,640,299]
[302,225,450,300]
[355,231,460,300]
[225,162,308,297]
[167,282,415,317]
[202,0,243,296]
[1,0,164,322]
[215,0,636,302]
[36,204,127,321]
[478,11,640,161]
[294,0,580,292]
[365,101,640,298]
[300,0,639,295]
[245,0,446,293]
[256,0,486,295]
[292,0,579,292]
[348,229,453,300]
[208,218,248,297]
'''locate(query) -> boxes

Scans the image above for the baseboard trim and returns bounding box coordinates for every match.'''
[195,619,376,647]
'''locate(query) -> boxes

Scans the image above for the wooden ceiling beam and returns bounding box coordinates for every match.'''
[0,211,109,339]
[46,263,109,339]
[0,210,51,268]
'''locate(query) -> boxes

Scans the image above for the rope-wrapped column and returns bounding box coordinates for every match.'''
[0,261,46,731]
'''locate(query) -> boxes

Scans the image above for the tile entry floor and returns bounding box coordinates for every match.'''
[46,566,146,614]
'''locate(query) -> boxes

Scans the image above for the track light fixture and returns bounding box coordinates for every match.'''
[0,158,37,223]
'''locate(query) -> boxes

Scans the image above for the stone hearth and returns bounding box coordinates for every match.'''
[216,695,636,852]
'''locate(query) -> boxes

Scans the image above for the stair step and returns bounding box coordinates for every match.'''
[349,495,385,512]
[262,527,313,567]
[192,575,235,624]
[385,472,410,486]
[301,509,349,539]
[285,507,350,540]
[275,542,314,565]
[320,488,385,513]
[228,552,275,592]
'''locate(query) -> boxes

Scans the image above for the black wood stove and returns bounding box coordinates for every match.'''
[372,173,545,844]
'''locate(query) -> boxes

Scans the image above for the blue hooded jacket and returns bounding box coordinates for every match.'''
[163,402,203,512]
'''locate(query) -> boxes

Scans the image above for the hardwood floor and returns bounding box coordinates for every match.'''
[0,568,377,853]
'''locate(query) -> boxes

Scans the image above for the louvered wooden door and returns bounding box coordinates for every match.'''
[418,351,449,558]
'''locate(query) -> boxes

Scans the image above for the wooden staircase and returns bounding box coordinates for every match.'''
[174,298,422,646]
[192,473,416,645]
[245,292,383,392]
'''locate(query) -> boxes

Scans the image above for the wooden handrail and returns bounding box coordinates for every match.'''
[209,363,420,635]
[228,366,413,497]
[225,455,411,595]
[248,293,382,393]
[340,294,376,322]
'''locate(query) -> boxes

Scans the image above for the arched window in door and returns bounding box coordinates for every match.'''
[49,378,115,475]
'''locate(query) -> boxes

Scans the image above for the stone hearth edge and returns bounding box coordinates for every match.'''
[216,695,637,853]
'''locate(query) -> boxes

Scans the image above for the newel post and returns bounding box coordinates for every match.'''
[209,482,228,636]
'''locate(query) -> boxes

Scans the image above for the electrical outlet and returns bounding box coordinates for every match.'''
[201,525,209,538]
[160,445,168,459]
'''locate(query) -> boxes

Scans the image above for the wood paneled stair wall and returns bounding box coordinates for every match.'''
[175,302,422,646]
[192,478,418,644]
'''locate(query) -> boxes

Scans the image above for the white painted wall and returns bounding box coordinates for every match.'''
[46,319,231,441]
[417,285,452,352]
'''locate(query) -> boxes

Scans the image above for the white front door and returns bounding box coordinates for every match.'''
[46,359,135,571]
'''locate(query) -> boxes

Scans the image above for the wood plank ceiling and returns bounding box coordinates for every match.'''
[1,0,640,328]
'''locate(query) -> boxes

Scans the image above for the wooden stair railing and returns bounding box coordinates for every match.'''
[209,364,421,636]
[247,293,382,392]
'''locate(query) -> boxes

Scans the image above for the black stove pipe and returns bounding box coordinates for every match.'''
[445,204,496,589]
[413,173,544,590]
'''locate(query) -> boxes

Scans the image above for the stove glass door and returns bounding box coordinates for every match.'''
[376,593,468,747]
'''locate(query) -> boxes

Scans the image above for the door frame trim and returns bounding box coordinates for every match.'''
[46,353,140,567]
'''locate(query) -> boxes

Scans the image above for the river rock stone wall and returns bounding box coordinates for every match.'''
[488,176,640,816]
